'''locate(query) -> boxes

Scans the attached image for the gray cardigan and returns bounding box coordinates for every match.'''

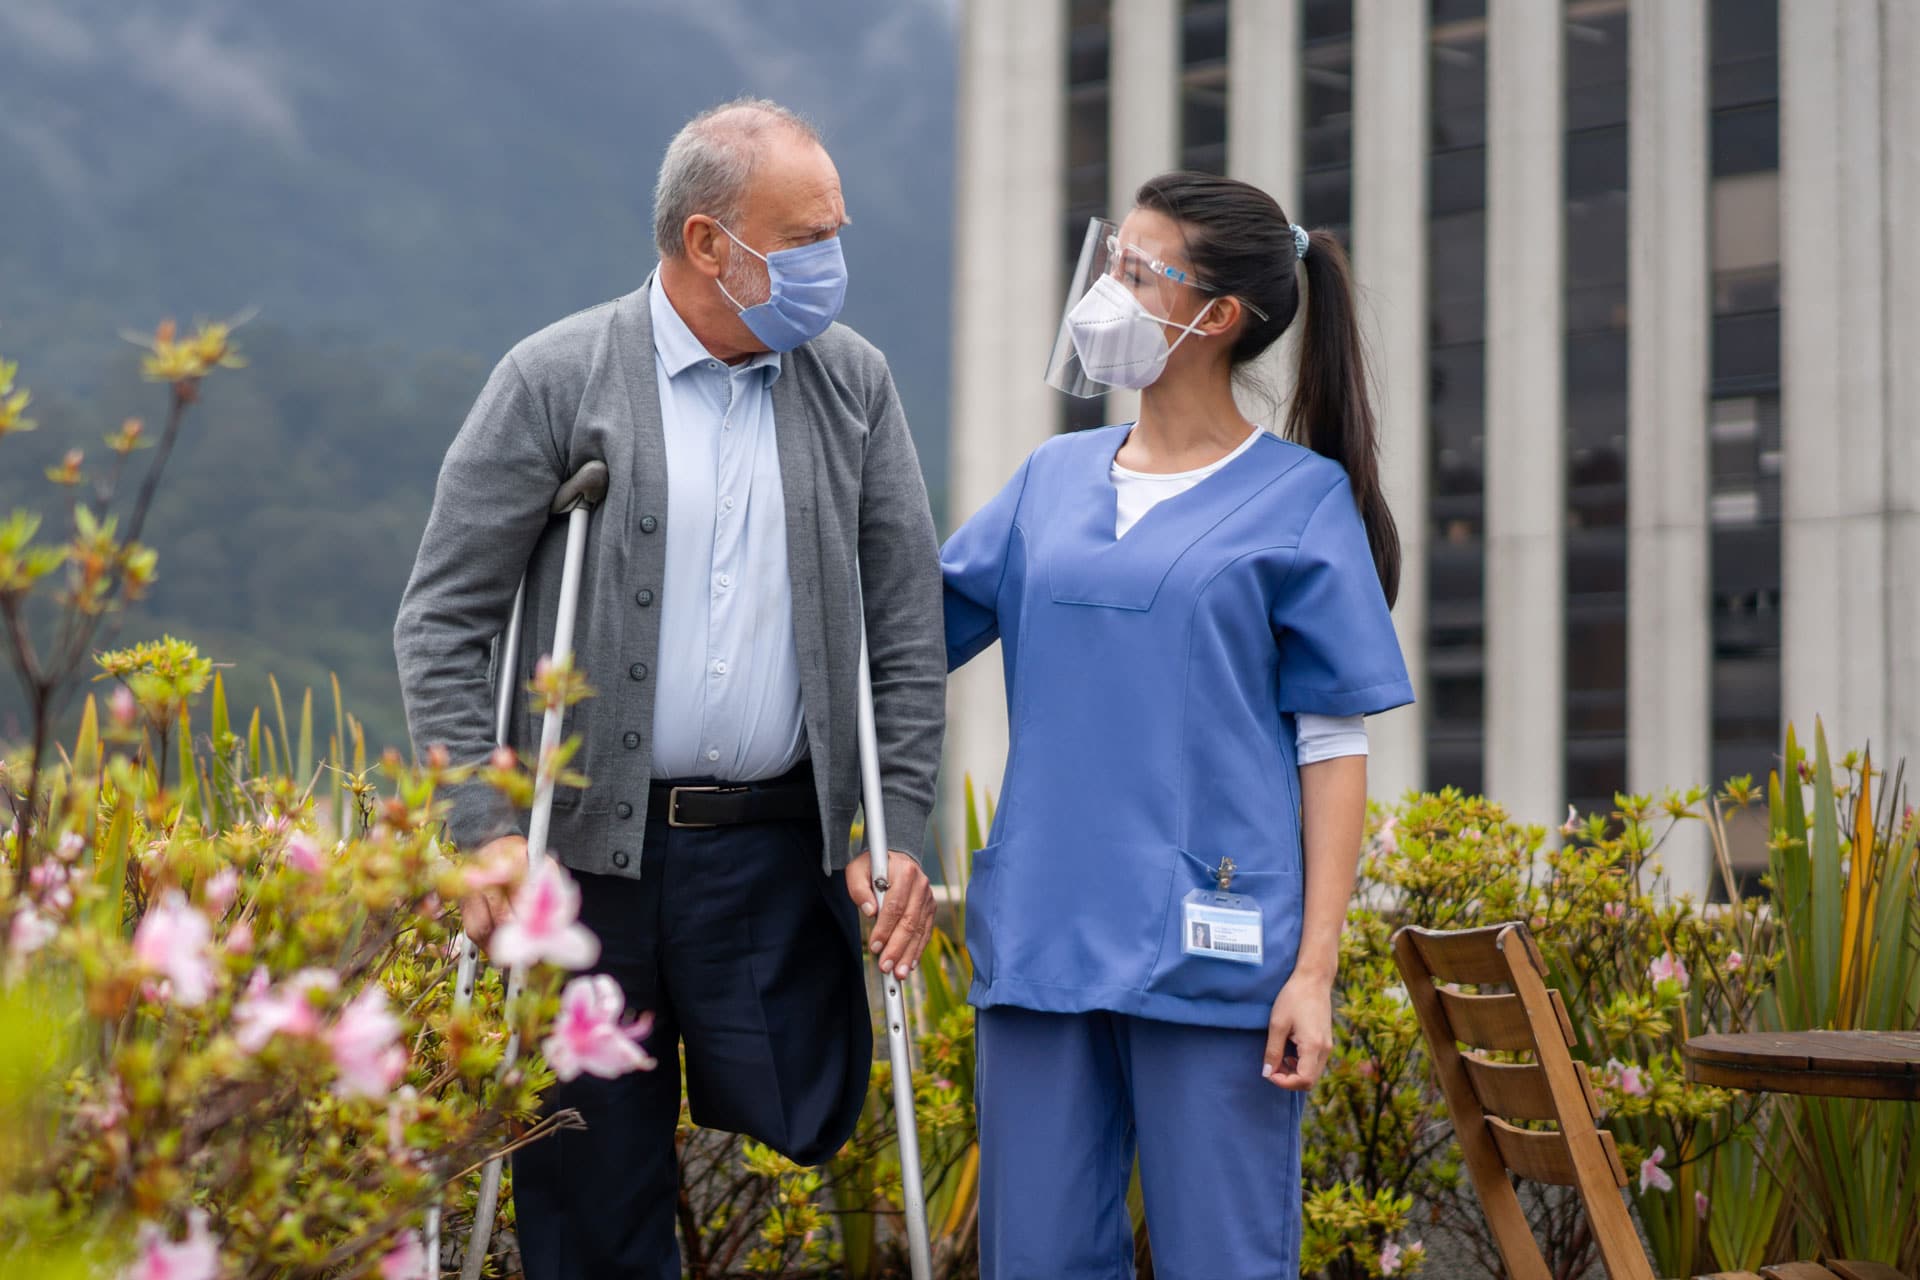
[394,282,945,877]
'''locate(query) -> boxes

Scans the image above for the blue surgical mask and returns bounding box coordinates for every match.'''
[713,222,848,352]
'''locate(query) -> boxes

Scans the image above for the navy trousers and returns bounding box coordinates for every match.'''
[513,809,871,1279]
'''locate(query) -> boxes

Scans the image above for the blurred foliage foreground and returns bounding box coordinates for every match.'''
[3,339,1917,1279]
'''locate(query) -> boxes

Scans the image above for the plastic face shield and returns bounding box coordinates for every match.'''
[1044,217,1219,398]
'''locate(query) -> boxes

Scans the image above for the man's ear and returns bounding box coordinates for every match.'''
[683,216,725,278]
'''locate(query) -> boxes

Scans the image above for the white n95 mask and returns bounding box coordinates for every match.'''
[1064,274,1215,391]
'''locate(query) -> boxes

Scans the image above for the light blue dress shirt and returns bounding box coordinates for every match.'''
[648,276,809,780]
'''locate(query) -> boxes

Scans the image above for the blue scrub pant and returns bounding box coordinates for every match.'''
[976,1006,1304,1279]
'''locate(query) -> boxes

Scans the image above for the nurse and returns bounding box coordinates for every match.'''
[943,172,1413,1277]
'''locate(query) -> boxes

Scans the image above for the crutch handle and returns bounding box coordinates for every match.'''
[551,460,609,515]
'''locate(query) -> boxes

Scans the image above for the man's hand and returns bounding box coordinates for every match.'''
[461,834,526,955]
[844,850,936,978]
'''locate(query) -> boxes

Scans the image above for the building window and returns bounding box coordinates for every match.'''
[1425,0,1488,795]
[1708,0,1780,884]
[1181,0,1230,174]
[1065,0,1114,435]
[1564,1,1630,817]
[1301,0,1354,238]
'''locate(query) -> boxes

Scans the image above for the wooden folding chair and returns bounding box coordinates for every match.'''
[1390,923,1905,1280]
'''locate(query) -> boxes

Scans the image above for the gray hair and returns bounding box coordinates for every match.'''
[652,98,822,259]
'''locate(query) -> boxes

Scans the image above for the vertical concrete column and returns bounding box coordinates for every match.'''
[1352,0,1429,803]
[1626,0,1711,896]
[1227,0,1302,428]
[1886,0,1920,776]
[1482,0,1565,826]
[1780,0,1889,762]
[1105,0,1183,426]
[942,0,1067,849]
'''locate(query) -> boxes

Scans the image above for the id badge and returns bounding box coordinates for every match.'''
[1181,888,1263,965]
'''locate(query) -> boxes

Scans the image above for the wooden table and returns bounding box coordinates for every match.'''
[1684,1030,1920,1100]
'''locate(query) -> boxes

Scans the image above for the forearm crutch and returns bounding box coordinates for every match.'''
[423,459,608,1280]
[854,577,933,1280]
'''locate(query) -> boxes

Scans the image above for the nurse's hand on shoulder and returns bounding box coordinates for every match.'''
[1262,972,1335,1090]
[845,849,936,978]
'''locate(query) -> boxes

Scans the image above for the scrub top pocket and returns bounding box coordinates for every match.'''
[1148,849,1303,1007]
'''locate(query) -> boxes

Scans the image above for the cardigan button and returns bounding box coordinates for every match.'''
[615,802,633,819]
[636,589,654,607]
[623,731,641,750]
[611,850,631,870]
[640,515,659,534]
[629,662,648,681]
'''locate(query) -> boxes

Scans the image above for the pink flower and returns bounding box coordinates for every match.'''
[1561,804,1580,835]
[79,1079,128,1132]
[1380,1241,1404,1274]
[131,891,216,1006]
[491,859,600,971]
[1648,952,1690,991]
[123,1209,220,1280]
[327,985,407,1099]
[8,906,57,959]
[1373,815,1399,856]
[284,831,325,875]
[378,1231,430,1280]
[1726,949,1744,973]
[234,967,338,1052]
[1639,1145,1673,1193]
[1606,1058,1649,1097]
[1356,1059,1378,1080]
[56,831,86,862]
[1604,902,1626,920]
[1695,1190,1710,1221]
[204,867,239,913]
[109,685,139,730]
[542,975,657,1081]
[223,921,254,955]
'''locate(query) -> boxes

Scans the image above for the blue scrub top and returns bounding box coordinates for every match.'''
[943,425,1414,1030]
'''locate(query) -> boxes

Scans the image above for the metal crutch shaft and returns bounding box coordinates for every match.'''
[428,461,606,1280]
[856,604,934,1280]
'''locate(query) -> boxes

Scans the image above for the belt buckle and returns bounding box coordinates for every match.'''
[666,784,745,829]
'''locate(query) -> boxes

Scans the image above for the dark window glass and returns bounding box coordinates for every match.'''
[1709,0,1780,884]
[1302,0,1353,238]
[1425,0,1487,794]
[1563,7,1629,820]
[1065,2,1112,435]
[1181,0,1230,174]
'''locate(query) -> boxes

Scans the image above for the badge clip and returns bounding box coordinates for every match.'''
[1214,856,1236,893]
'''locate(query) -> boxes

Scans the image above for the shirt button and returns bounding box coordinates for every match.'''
[722,497,735,512]
[636,589,654,607]
[640,515,658,534]
[612,850,631,870]
[712,659,728,676]
[716,573,732,589]
[615,802,633,819]
[623,731,641,750]
[706,749,721,763]
[629,662,648,681]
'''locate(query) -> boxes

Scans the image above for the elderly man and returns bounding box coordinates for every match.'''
[394,98,945,1278]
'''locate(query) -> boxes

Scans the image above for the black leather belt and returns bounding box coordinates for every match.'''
[648,764,815,829]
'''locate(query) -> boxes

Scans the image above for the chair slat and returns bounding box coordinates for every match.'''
[1437,988,1578,1052]
[1822,1263,1907,1280]
[1461,1053,1556,1122]
[1405,925,1518,986]
[1486,1117,1578,1186]
[1485,1118,1629,1190]
[1760,1265,1843,1280]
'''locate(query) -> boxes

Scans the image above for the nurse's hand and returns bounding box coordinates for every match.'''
[845,850,936,978]
[1262,973,1335,1090]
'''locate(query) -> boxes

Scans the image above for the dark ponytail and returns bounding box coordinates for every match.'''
[1135,173,1402,606]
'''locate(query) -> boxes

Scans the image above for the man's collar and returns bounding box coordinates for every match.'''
[649,270,782,382]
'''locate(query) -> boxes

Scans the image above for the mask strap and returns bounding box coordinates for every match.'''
[1160,297,1217,356]
[712,219,768,314]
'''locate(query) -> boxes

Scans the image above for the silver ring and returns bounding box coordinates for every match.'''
[872,876,891,893]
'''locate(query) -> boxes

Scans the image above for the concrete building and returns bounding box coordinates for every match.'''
[945,0,1920,896]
